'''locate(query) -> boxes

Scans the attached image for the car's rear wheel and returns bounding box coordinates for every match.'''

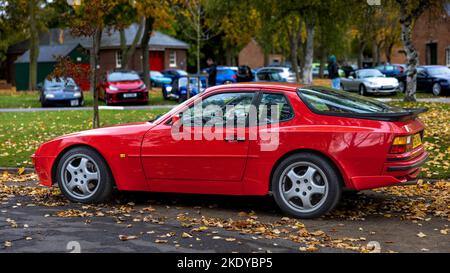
[224,80,233,84]
[272,153,342,219]
[359,85,367,96]
[432,83,442,96]
[399,81,406,93]
[56,147,114,203]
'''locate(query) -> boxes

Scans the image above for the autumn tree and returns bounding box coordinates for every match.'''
[69,0,115,128]
[136,0,173,89]
[394,0,447,101]
[206,0,259,66]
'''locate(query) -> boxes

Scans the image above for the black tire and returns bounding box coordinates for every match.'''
[432,83,442,96]
[399,81,406,93]
[359,84,367,96]
[271,153,342,219]
[162,89,168,100]
[178,94,187,103]
[55,146,114,203]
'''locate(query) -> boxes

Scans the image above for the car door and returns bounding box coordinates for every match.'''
[141,91,256,182]
[344,71,358,91]
[416,68,430,90]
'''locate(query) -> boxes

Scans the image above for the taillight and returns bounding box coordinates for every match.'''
[390,135,413,154]
[232,75,237,79]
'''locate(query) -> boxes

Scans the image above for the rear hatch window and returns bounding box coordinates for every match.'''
[298,87,426,121]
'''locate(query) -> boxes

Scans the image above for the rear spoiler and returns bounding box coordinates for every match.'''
[326,107,429,122]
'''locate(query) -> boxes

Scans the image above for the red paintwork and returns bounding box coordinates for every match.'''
[100,74,148,105]
[33,83,428,195]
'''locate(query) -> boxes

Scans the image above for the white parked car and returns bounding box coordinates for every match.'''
[340,69,399,96]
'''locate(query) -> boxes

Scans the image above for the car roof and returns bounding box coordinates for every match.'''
[205,82,304,93]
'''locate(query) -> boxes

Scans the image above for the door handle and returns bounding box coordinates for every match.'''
[225,137,246,142]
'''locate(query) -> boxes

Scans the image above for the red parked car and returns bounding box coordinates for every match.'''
[99,70,148,105]
[32,83,428,218]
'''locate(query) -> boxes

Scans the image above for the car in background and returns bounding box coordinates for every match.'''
[34,83,429,218]
[397,65,450,96]
[255,67,296,83]
[39,77,84,107]
[99,70,148,105]
[162,76,207,102]
[340,69,399,96]
[149,71,172,87]
[375,64,406,77]
[161,69,188,82]
[216,67,238,85]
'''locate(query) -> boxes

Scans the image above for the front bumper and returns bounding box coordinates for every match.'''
[367,86,399,93]
[43,97,83,106]
[106,91,149,105]
[31,153,56,187]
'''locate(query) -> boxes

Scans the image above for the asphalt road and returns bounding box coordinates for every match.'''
[0,180,449,253]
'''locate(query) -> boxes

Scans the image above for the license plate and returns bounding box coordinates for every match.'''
[413,133,422,149]
[123,93,137,98]
[70,100,79,106]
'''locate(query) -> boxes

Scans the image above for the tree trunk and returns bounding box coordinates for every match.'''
[287,19,302,83]
[357,41,366,69]
[385,42,395,64]
[28,0,39,91]
[399,11,418,102]
[121,17,145,70]
[92,28,102,129]
[141,16,154,90]
[302,21,315,85]
[319,49,326,78]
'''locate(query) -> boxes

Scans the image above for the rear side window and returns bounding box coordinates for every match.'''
[258,93,294,124]
[298,87,405,114]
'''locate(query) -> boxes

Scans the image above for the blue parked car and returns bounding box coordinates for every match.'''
[161,69,188,81]
[149,71,172,87]
[162,76,207,102]
[202,66,238,85]
[39,77,84,107]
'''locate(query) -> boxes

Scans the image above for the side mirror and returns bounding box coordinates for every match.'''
[171,114,181,125]
[349,76,354,80]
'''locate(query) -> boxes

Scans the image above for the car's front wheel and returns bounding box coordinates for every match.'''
[56,147,114,203]
[399,81,406,93]
[359,85,367,96]
[432,83,442,96]
[272,153,342,219]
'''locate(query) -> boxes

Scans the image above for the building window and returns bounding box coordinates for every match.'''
[446,47,450,67]
[169,51,177,67]
[115,51,122,68]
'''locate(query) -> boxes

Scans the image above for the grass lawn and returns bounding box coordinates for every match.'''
[0,101,448,180]
[0,108,169,167]
[0,88,176,108]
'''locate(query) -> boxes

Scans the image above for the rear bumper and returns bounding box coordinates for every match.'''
[350,150,429,191]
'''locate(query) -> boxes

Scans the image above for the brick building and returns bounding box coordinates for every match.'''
[5,24,189,89]
[386,4,450,66]
[238,39,284,69]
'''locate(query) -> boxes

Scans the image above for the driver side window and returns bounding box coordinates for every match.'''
[182,92,255,127]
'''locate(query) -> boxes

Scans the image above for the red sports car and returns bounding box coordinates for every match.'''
[32,83,429,218]
[99,70,148,105]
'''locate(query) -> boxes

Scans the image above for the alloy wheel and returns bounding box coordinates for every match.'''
[60,154,101,200]
[278,162,328,213]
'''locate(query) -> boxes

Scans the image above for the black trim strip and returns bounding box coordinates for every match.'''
[387,154,429,172]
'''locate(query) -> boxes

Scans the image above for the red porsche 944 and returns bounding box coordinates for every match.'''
[33,83,428,218]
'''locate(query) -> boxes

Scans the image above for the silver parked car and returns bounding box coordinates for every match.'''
[255,67,297,83]
[340,69,399,96]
